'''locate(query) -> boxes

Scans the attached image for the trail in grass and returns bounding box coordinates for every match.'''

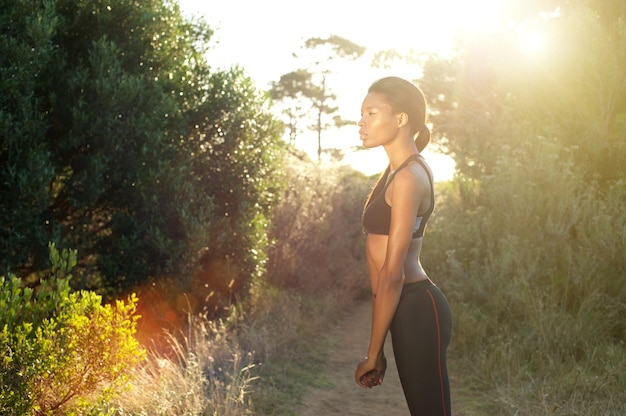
[297,299,467,415]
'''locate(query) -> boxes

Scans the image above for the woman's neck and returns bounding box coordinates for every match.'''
[384,138,419,171]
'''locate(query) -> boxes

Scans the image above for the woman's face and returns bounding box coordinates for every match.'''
[358,92,401,149]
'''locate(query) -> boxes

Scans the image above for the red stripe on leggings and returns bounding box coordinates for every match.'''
[426,289,447,416]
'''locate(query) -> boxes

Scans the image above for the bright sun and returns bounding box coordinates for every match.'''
[519,28,546,57]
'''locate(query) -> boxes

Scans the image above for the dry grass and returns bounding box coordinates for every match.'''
[112,314,257,415]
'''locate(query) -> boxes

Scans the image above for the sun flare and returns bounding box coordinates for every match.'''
[518,28,546,57]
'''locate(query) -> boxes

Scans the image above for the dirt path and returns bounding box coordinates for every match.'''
[297,300,466,415]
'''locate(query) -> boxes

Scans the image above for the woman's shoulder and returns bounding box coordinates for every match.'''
[389,162,430,206]
[399,160,432,186]
[390,165,428,200]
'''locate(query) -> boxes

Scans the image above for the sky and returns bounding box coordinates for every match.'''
[175,0,510,180]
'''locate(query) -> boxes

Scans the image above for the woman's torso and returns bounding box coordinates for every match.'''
[366,235,428,285]
[363,155,434,286]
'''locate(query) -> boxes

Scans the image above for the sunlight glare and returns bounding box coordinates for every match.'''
[518,28,546,57]
[516,9,559,59]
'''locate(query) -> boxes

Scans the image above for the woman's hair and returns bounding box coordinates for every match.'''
[363,77,430,212]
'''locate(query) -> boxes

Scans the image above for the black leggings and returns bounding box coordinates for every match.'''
[390,279,452,416]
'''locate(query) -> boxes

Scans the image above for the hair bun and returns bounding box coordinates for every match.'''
[416,124,431,152]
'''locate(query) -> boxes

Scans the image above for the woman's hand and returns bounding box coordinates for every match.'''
[355,353,387,388]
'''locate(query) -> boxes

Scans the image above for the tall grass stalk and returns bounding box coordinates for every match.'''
[113,314,257,416]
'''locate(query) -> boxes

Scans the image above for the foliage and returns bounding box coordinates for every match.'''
[0,243,144,415]
[302,35,366,61]
[424,141,626,414]
[240,287,337,415]
[186,68,284,294]
[0,0,60,272]
[264,153,370,294]
[1,0,284,299]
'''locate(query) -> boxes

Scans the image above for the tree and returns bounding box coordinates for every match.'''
[1,0,60,273]
[273,35,365,162]
[0,0,284,301]
[270,70,318,146]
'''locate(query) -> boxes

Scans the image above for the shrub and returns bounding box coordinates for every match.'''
[0,243,145,415]
[265,154,370,295]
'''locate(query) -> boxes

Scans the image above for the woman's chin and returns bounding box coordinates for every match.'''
[360,140,376,149]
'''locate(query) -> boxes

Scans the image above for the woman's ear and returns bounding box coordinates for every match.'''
[397,112,409,128]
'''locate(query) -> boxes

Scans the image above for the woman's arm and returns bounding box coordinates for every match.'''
[356,168,422,386]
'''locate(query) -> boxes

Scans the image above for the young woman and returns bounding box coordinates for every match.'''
[354,76,453,415]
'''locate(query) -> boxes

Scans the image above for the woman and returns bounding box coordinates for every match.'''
[354,76,452,415]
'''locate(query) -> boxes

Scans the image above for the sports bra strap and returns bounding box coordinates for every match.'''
[389,154,435,237]
[388,154,432,184]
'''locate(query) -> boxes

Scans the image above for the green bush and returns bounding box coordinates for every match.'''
[0,243,145,415]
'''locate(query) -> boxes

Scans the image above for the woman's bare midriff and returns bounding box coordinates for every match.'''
[366,233,429,285]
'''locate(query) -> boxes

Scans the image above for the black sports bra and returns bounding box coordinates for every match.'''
[361,154,434,239]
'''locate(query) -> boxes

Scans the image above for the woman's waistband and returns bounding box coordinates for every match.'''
[402,278,436,292]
